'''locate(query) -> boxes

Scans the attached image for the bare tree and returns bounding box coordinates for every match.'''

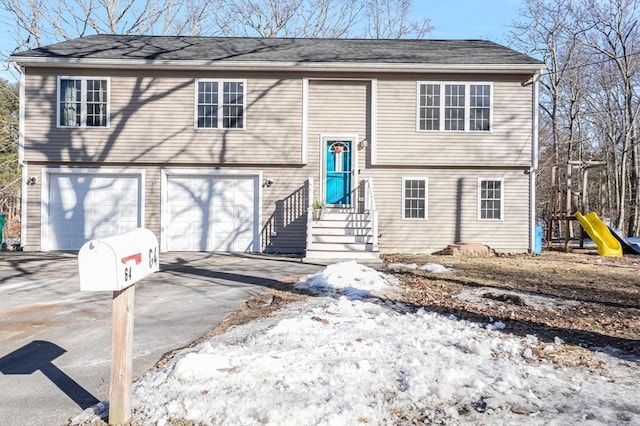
[0,0,199,51]
[0,79,20,239]
[511,0,584,165]
[363,0,432,39]
[512,0,640,236]
[210,0,428,39]
[511,0,589,239]
[296,0,365,38]
[168,0,223,36]
[577,0,640,233]
[1,0,432,51]
[212,0,303,37]
[0,0,47,50]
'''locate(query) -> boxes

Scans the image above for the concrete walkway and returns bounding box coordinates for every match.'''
[0,252,325,426]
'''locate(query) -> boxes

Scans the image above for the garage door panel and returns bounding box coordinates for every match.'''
[235,180,253,193]
[168,204,192,218]
[119,210,139,222]
[232,237,254,252]
[169,190,192,205]
[167,220,191,235]
[234,205,253,220]
[48,173,142,250]
[93,222,118,236]
[212,222,236,234]
[210,206,235,221]
[167,222,188,235]
[94,204,116,218]
[212,193,231,206]
[170,236,192,251]
[166,175,257,252]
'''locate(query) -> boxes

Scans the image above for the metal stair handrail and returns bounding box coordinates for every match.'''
[306,176,314,251]
[365,177,379,250]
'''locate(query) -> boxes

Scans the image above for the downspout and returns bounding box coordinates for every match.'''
[530,69,542,253]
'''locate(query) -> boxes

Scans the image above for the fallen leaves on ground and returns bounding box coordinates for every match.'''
[383,251,640,365]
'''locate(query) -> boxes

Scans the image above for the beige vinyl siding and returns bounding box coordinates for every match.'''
[23,164,43,250]
[145,167,161,237]
[376,74,532,167]
[23,69,303,165]
[361,168,530,253]
[260,167,312,252]
[306,79,370,193]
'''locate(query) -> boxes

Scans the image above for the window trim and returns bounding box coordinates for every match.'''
[477,177,504,221]
[194,78,247,130]
[402,177,428,221]
[56,76,110,128]
[417,81,493,133]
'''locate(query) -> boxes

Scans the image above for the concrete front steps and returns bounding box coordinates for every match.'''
[305,211,380,260]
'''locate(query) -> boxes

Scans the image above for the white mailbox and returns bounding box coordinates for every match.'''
[78,228,159,291]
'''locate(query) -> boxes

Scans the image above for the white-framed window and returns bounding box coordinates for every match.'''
[469,84,491,131]
[418,82,492,132]
[402,177,428,220]
[195,79,246,129]
[418,84,440,131]
[57,77,109,128]
[478,178,503,220]
[445,84,465,131]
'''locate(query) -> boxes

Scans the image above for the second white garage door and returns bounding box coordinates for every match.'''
[165,175,258,252]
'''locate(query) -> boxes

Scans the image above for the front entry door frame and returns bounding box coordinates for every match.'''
[320,134,358,207]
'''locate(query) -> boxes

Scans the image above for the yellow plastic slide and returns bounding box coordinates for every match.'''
[574,211,623,257]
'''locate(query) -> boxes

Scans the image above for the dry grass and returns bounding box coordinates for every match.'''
[383,251,640,365]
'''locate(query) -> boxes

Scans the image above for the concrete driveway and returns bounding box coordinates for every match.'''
[0,252,324,426]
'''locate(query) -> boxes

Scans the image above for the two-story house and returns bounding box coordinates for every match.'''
[9,35,543,258]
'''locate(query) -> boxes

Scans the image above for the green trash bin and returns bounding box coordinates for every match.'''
[0,212,5,247]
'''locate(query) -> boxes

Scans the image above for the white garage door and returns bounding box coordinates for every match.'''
[47,173,142,250]
[166,175,258,252]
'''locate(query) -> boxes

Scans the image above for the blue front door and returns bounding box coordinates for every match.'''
[325,140,352,205]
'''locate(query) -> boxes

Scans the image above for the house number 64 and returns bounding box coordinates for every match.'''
[149,247,157,268]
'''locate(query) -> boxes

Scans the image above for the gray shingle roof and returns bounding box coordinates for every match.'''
[11,34,542,66]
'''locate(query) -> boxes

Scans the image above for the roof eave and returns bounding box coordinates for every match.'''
[8,56,545,74]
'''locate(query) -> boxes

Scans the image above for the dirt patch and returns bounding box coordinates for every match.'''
[0,303,58,318]
[383,251,640,365]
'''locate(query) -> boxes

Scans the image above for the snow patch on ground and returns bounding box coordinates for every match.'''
[72,262,640,426]
[294,260,399,298]
[387,262,453,273]
[455,287,582,310]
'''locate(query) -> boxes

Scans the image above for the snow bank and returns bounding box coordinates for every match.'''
[294,260,399,299]
[124,262,640,426]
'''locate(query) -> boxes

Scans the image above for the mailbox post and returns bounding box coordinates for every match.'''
[78,228,159,425]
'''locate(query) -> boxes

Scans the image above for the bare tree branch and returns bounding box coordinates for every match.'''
[363,0,432,39]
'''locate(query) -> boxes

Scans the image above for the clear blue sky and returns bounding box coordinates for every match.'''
[420,0,522,43]
[0,0,524,81]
